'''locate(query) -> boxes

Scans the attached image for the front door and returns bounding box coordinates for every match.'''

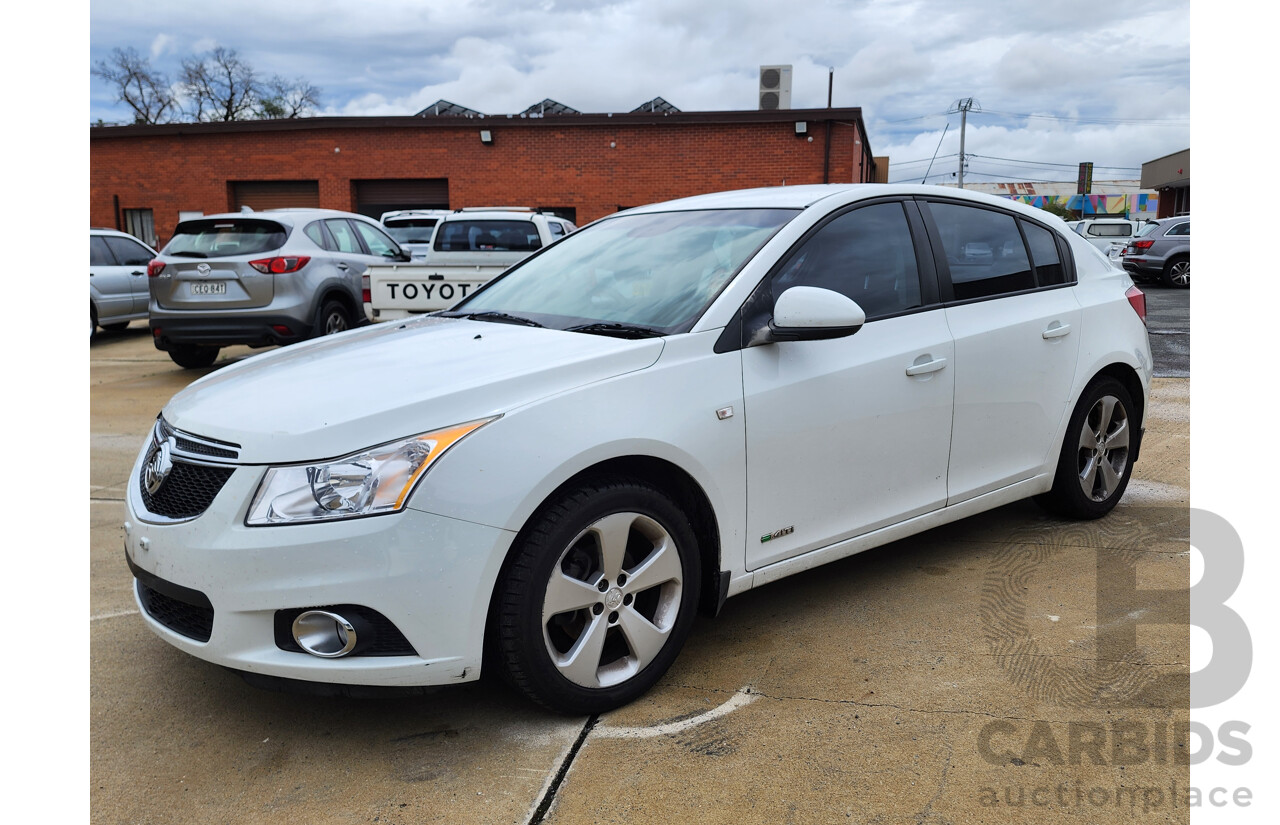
[741,201,954,570]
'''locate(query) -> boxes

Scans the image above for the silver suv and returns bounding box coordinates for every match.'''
[148,208,410,368]
[1122,216,1190,288]
[91,228,157,338]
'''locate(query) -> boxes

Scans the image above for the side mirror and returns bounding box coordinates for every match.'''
[768,286,866,342]
[391,249,413,263]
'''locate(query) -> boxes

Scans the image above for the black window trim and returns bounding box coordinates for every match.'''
[915,196,1077,309]
[714,196,942,354]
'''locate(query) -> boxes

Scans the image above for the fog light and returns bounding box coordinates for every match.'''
[292,610,358,658]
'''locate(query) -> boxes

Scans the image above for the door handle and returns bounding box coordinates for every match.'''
[337,263,350,271]
[130,270,145,276]
[1042,322,1071,339]
[905,356,947,376]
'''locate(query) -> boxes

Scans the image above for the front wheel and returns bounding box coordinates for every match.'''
[495,478,701,714]
[168,344,220,369]
[1036,377,1136,519]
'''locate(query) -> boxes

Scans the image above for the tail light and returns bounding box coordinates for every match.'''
[147,259,166,277]
[1125,285,1147,325]
[1129,240,1155,253]
[249,256,311,274]
[361,273,371,304]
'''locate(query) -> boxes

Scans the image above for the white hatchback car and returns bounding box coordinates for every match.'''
[124,185,1152,713]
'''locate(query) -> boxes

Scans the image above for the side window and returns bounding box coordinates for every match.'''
[352,221,401,257]
[90,236,116,266]
[771,202,923,319]
[928,202,1034,300]
[548,222,565,238]
[1167,222,1190,236]
[304,221,331,249]
[324,219,362,254]
[1021,221,1067,286]
[103,237,153,266]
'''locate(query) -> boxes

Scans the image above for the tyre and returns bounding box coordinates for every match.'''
[316,300,351,337]
[168,344,220,369]
[1036,377,1136,519]
[495,477,701,714]
[1161,256,1189,288]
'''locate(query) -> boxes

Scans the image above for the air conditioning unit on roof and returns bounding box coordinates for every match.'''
[759,65,792,110]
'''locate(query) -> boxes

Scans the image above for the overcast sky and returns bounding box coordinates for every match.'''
[88,0,1190,186]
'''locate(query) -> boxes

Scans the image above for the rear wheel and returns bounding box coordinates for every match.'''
[168,344,220,369]
[316,300,351,337]
[495,477,701,714]
[1036,377,1136,519]
[1162,256,1190,288]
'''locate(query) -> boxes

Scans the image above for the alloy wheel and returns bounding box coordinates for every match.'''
[1076,395,1130,502]
[541,511,684,689]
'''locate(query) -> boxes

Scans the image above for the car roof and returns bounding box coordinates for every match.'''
[618,183,1063,224]
[176,208,375,227]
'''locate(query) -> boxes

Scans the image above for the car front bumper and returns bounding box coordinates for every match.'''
[124,454,516,687]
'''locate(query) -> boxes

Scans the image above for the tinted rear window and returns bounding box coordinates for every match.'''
[383,219,439,244]
[434,220,542,252]
[162,219,288,258]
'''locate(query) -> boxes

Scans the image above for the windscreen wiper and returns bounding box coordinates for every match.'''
[445,310,544,328]
[565,322,664,339]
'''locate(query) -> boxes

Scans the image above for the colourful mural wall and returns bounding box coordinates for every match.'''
[1002,193,1159,216]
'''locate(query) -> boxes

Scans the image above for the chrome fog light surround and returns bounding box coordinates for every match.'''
[292,610,359,658]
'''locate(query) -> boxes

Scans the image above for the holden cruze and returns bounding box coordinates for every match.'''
[124,184,1152,714]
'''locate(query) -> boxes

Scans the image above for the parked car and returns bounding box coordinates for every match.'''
[124,184,1151,714]
[1122,216,1190,287]
[1072,218,1141,259]
[365,208,578,322]
[147,208,411,368]
[380,209,450,261]
[91,228,157,338]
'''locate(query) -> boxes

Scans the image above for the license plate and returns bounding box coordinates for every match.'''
[190,282,227,295]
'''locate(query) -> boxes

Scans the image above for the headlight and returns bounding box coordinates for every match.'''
[245,418,496,525]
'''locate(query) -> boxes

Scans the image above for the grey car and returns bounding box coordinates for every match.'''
[148,208,410,368]
[91,228,157,338]
[1121,216,1190,288]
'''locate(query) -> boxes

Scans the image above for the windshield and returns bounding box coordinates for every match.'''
[162,219,287,258]
[451,208,798,334]
[383,219,439,244]
[1136,222,1160,237]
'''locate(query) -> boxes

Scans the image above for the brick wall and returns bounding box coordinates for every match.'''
[91,111,873,246]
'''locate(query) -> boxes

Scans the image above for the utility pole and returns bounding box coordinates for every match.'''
[949,98,979,189]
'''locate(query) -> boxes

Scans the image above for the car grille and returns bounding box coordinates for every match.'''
[139,459,235,519]
[137,418,241,520]
[137,580,214,643]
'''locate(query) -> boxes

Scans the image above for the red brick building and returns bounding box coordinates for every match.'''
[90,107,880,248]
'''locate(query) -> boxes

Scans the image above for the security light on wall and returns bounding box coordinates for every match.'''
[479,130,493,145]
[795,121,808,136]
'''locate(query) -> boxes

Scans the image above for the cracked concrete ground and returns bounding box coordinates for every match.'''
[91,322,1188,824]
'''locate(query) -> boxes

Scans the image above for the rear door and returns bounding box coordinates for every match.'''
[919,199,1082,503]
[101,235,156,314]
[155,218,286,309]
[90,236,134,321]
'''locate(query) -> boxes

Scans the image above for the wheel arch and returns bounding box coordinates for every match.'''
[311,284,360,329]
[481,454,725,670]
[1084,361,1147,464]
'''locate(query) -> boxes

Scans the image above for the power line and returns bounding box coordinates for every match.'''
[968,153,1140,172]
[977,109,1188,126]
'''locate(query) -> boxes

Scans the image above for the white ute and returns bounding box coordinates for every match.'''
[364,208,576,322]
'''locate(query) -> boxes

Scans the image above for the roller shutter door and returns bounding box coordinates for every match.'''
[230,181,320,212]
[354,179,450,218]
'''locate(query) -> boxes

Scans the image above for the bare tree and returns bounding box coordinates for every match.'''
[91,47,178,125]
[258,76,322,119]
[179,47,260,122]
